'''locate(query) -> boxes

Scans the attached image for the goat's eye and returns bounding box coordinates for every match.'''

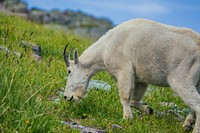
[68,70,71,74]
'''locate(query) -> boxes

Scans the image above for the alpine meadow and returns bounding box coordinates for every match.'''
[0,14,193,133]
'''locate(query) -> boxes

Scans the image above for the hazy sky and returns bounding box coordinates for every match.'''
[23,0,200,33]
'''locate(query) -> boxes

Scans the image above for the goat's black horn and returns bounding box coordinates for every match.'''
[63,43,70,67]
[69,46,75,60]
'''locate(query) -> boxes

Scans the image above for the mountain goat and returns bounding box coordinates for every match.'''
[63,18,200,133]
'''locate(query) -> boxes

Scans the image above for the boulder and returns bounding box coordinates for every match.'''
[2,0,27,13]
[1,0,113,40]
[28,8,52,24]
[21,41,42,60]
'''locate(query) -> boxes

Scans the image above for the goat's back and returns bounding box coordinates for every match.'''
[99,19,200,86]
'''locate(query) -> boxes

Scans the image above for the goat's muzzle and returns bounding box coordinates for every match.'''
[69,96,73,101]
[64,95,73,101]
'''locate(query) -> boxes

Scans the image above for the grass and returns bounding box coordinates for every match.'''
[0,13,192,133]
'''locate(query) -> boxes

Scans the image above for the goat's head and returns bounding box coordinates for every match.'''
[63,43,90,102]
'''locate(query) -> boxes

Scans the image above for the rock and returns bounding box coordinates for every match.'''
[0,0,113,40]
[28,8,52,24]
[61,121,105,133]
[9,2,27,13]
[2,0,27,13]
[21,41,42,60]
[0,45,21,57]
[88,80,111,91]
[28,8,113,39]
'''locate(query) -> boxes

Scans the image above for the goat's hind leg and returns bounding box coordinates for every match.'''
[183,110,196,131]
[168,82,200,133]
[130,83,153,114]
[167,58,200,133]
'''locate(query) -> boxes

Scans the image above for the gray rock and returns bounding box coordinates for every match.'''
[0,45,21,57]
[21,41,42,60]
[28,8,113,39]
[2,0,27,13]
[0,0,113,40]
[28,9,52,24]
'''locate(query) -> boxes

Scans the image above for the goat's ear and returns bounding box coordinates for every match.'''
[74,48,79,64]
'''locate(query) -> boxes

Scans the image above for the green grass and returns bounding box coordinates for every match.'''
[0,14,192,133]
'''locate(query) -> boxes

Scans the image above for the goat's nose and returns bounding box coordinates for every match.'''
[64,96,67,100]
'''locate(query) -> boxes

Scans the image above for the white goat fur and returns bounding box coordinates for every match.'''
[64,18,200,132]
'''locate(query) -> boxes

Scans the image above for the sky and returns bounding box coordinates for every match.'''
[23,0,200,33]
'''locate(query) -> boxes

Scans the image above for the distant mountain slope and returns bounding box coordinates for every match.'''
[0,0,113,40]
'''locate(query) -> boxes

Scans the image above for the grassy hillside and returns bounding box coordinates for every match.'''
[0,14,191,133]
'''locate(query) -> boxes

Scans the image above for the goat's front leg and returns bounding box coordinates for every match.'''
[130,83,153,114]
[117,69,134,119]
